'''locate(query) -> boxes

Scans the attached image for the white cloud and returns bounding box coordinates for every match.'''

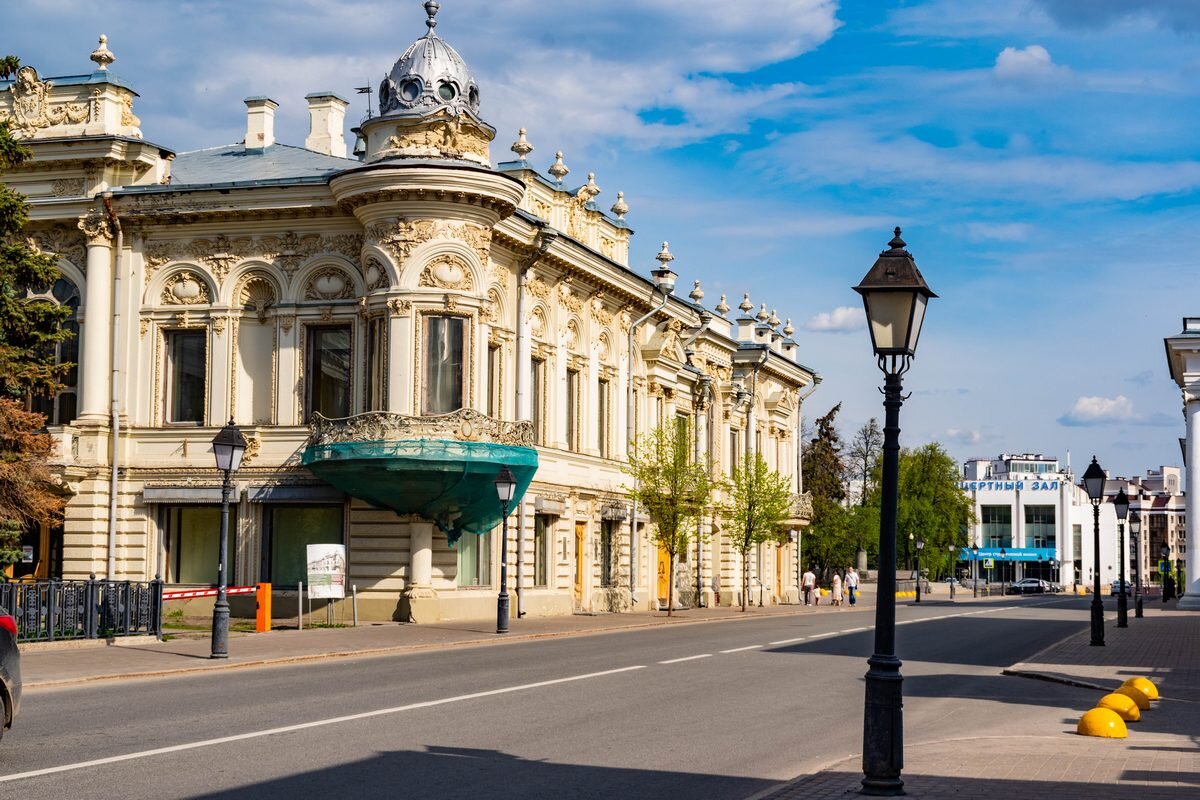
[994,45,1069,84]
[806,306,866,333]
[946,428,982,445]
[1058,395,1136,426]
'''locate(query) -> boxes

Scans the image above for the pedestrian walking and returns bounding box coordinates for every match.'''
[802,567,816,606]
[846,567,859,607]
[832,572,843,607]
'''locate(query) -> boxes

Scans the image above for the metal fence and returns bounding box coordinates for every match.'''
[0,575,163,642]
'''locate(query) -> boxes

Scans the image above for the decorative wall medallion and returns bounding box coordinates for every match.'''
[0,66,89,138]
[162,272,210,305]
[305,268,355,301]
[388,298,412,316]
[418,254,473,291]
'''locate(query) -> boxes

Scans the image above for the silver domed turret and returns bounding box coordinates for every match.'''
[379,1,482,120]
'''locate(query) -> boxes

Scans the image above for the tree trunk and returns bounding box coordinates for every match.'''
[667,553,674,617]
[741,547,749,612]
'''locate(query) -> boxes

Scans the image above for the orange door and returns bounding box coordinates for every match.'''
[657,544,670,603]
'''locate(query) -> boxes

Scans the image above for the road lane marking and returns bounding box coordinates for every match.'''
[807,632,836,639]
[720,644,763,653]
[0,665,648,783]
[841,627,867,633]
[658,654,713,664]
[769,637,807,645]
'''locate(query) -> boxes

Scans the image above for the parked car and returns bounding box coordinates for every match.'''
[1047,581,1064,593]
[1005,578,1049,595]
[0,606,20,743]
[1111,579,1132,596]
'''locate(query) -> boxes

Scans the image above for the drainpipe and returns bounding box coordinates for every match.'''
[102,193,122,580]
[514,224,556,617]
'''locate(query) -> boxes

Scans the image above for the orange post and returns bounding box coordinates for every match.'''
[255,582,272,632]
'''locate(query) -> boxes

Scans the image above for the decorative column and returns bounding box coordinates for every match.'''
[77,208,114,424]
[404,521,439,622]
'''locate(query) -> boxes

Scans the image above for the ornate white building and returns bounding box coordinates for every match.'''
[3,5,820,621]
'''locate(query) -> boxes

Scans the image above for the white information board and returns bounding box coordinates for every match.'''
[306,543,347,599]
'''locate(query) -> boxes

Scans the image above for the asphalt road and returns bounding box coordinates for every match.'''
[0,596,1096,799]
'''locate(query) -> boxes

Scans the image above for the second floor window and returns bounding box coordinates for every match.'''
[366,317,385,412]
[166,330,206,424]
[597,379,610,458]
[307,326,352,419]
[424,316,464,415]
[531,358,545,444]
[566,369,579,450]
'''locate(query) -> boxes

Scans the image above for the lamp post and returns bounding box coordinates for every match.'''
[914,538,924,603]
[948,544,956,600]
[210,419,247,660]
[971,543,979,598]
[1082,457,1107,646]
[1160,544,1170,601]
[853,226,936,796]
[1131,512,1143,618]
[494,465,517,634]
[1114,488,1129,628]
[999,547,1007,596]
[626,244,678,605]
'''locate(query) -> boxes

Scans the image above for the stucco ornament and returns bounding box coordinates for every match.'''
[366,218,490,268]
[77,208,114,245]
[310,409,534,448]
[305,268,356,301]
[238,275,277,322]
[162,272,210,305]
[142,231,363,284]
[0,66,89,138]
[418,254,473,291]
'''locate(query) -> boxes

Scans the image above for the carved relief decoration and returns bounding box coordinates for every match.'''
[563,319,580,351]
[0,66,89,138]
[143,231,363,284]
[161,271,211,305]
[418,254,473,291]
[525,276,550,300]
[388,298,412,316]
[77,208,113,245]
[482,288,502,324]
[237,275,277,322]
[559,284,583,313]
[363,257,390,291]
[211,316,228,336]
[120,92,140,127]
[241,436,261,467]
[376,113,492,164]
[51,177,85,197]
[365,218,491,270]
[529,307,546,339]
[26,224,86,268]
[304,268,356,301]
[531,198,552,221]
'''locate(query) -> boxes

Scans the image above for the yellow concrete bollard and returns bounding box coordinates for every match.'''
[1096,693,1141,722]
[1077,707,1128,738]
[1114,685,1150,711]
[1122,677,1159,702]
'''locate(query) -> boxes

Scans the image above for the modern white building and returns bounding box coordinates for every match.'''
[1163,319,1199,607]
[2,5,820,621]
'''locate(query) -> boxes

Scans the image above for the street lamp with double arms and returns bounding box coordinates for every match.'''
[1082,457,1107,646]
[853,227,937,796]
[210,419,247,659]
[1114,488,1129,628]
[494,465,517,634]
[1131,512,1143,618]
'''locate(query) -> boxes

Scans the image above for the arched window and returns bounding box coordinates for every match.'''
[29,277,80,425]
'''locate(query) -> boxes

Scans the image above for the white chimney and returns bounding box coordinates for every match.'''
[304,92,349,157]
[244,96,278,150]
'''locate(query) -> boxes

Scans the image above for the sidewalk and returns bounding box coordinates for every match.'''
[752,600,1200,799]
[19,596,884,688]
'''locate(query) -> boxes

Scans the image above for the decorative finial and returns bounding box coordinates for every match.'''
[424,1,440,31]
[510,128,533,162]
[584,172,601,199]
[738,293,754,315]
[769,309,780,327]
[656,241,674,267]
[611,191,629,220]
[90,34,115,71]
[756,304,770,323]
[715,294,731,317]
[888,226,906,251]
[783,319,794,337]
[548,150,569,185]
[689,280,704,303]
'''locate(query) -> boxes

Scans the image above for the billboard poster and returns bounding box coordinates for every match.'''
[306,543,347,599]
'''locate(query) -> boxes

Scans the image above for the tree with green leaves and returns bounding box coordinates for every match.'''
[624,418,712,616]
[725,451,792,612]
[0,54,71,573]
[895,443,976,577]
[801,403,857,579]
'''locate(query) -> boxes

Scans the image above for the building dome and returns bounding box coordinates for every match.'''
[379,1,481,121]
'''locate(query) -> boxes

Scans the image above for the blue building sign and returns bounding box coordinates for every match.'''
[958,547,1056,562]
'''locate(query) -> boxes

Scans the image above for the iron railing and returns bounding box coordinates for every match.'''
[0,575,163,642]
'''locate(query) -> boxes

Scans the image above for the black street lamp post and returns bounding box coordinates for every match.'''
[971,543,979,598]
[1131,513,1143,618]
[1114,489,1129,628]
[914,538,924,604]
[948,544,956,600]
[1160,544,1170,601]
[495,465,517,634]
[1082,457,1107,646]
[853,227,936,796]
[999,547,1007,596]
[210,420,247,660]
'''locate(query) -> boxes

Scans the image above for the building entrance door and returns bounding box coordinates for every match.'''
[657,544,670,606]
[574,522,586,608]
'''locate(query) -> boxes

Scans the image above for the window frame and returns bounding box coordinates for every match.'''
[456,530,493,588]
[163,328,208,425]
[421,314,467,416]
[260,503,346,589]
[533,514,551,587]
[305,323,354,420]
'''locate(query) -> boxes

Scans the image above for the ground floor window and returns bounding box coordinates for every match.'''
[534,515,550,586]
[457,531,492,587]
[263,505,343,588]
[163,506,234,584]
[599,520,615,588]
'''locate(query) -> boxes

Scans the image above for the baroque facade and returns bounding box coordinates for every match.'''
[3,7,818,622]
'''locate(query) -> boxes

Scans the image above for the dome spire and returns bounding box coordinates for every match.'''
[424,1,440,33]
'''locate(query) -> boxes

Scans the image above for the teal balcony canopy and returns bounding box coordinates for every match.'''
[302,410,537,544]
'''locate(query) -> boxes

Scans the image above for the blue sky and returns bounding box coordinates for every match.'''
[11,0,1200,479]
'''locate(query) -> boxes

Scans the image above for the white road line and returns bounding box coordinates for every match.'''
[0,665,648,783]
[896,620,915,625]
[720,644,763,653]
[769,637,807,645]
[841,627,868,633]
[807,631,836,639]
[658,653,713,664]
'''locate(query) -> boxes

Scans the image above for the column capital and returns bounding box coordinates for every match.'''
[77,208,114,246]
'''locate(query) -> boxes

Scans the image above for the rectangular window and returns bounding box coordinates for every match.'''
[163,506,234,584]
[165,330,207,424]
[531,358,545,444]
[534,515,550,586]
[1024,505,1056,549]
[487,344,501,418]
[456,531,492,587]
[981,505,1013,548]
[566,369,579,450]
[263,505,343,588]
[366,317,385,412]
[597,379,610,458]
[423,316,464,415]
[306,326,352,418]
[729,430,740,477]
[600,520,615,587]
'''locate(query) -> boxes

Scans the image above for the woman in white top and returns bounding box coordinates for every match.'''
[831,572,843,606]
